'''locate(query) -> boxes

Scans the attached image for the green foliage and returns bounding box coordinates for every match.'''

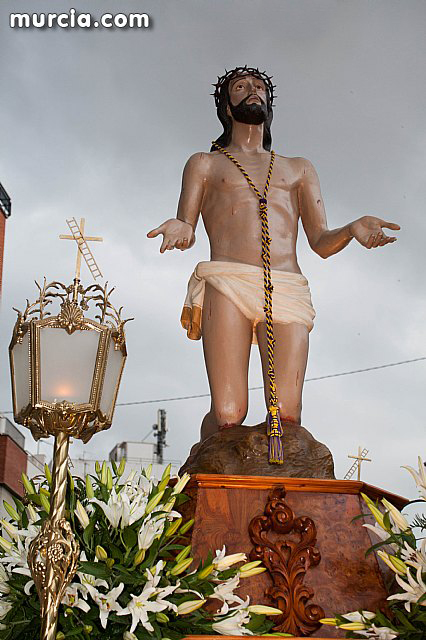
[0,464,276,639]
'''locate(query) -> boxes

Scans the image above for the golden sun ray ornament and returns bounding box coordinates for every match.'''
[9,218,131,640]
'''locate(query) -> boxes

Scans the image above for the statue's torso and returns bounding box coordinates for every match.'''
[201,151,303,273]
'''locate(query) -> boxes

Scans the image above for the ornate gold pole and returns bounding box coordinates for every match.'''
[28,432,80,640]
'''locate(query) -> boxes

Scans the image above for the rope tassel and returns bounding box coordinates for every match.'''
[267,405,284,464]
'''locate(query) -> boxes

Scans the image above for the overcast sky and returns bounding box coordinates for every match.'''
[0,0,425,502]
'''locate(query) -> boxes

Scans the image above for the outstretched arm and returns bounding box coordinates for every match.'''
[147,152,210,253]
[298,159,400,258]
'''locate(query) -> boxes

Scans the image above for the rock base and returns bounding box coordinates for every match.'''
[180,422,335,478]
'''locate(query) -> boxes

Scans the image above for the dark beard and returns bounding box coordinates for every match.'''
[229,95,268,125]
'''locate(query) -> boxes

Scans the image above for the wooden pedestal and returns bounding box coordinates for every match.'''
[183,475,407,639]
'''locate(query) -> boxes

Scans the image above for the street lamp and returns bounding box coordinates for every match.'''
[8,218,130,640]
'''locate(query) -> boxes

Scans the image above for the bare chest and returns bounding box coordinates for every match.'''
[207,154,299,197]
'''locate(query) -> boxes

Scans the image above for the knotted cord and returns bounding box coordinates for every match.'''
[211,142,284,464]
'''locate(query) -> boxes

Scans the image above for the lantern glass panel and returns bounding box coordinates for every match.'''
[100,336,124,418]
[40,327,100,405]
[12,330,30,414]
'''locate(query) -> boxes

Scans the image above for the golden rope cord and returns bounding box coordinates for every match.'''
[211,142,284,463]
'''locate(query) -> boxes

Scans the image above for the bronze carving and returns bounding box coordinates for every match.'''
[248,487,324,636]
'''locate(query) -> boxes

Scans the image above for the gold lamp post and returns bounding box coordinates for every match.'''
[9,218,130,640]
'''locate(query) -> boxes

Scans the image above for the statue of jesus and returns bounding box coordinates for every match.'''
[148,66,399,460]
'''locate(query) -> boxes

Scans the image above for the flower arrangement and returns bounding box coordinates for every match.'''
[321,457,426,639]
[0,461,285,639]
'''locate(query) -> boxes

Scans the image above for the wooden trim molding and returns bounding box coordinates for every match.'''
[188,474,408,509]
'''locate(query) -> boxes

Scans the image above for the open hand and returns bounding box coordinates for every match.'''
[147,219,195,253]
[349,216,400,249]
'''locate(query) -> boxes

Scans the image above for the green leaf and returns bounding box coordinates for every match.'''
[78,561,110,579]
[122,527,138,549]
[83,519,95,545]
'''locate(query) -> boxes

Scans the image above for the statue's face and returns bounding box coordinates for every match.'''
[227,74,268,125]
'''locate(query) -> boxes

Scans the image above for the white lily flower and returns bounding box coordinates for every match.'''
[400,538,426,572]
[0,565,9,595]
[119,491,149,528]
[116,584,169,633]
[86,582,124,628]
[213,546,247,571]
[402,457,426,499]
[388,566,426,611]
[211,574,241,614]
[355,625,399,639]
[62,583,90,612]
[145,560,165,589]
[91,488,123,528]
[340,611,375,623]
[123,632,138,640]
[0,600,12,620]
[138,515,166,550]
[212,609,253,635]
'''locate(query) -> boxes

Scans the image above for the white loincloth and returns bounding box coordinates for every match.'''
[180,261,315,344]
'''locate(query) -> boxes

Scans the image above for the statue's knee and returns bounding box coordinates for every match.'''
[278,401,301,425]
[215,402,247,427]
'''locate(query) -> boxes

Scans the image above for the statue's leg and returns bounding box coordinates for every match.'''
[200,283,252,440]
[256,322,309,424]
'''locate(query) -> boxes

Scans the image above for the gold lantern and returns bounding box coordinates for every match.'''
[9,218,131,640]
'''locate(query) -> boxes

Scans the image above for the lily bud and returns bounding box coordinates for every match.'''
[157,475,171,494]
[0,535,13,552]
[117,458,126,477]
[106,468,113,490]
[240,560,263,573]
[156,612,170,623]
[319,618,338,625]
[145,490,165,515]
[170,557,193,575]
[361,493,386,530]
[163,498,176,513]
[133,548,146,566]
[179,518,194,535]
[176,599,206,615]
[67,471,75,492]
[381,498,410,531]
[75,500,90,529]
[172,472,191,495]
[339,622,367,631]
[239,566,267,578]
[165,518,182,537]
[100,461,108,485]
[213,552,247,571]
[56,632,66,640]
[106,557,115,569]
[175,544,191,563]
[95,461,101,477]
[197,563,214,579]
[27,504,38,523]
[247,605,283,615]
[161,463,172,482]
[40,487,50,497]
[44,464,52,485]
[3,501,19,522]
[144,464,152,480]
[377,550,407,575]
[83,625,93,633]
[85,475,95,500]
[40,493,50,514]
[1,519,18,540]
[21,473,35,495]
[95,545,108,561]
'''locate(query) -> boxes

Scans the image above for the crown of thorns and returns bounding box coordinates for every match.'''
[212,66,277,107]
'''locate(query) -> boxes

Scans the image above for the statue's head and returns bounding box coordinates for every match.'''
[211,66,276,151]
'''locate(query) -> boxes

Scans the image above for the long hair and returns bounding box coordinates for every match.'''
[210,74,274,152]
